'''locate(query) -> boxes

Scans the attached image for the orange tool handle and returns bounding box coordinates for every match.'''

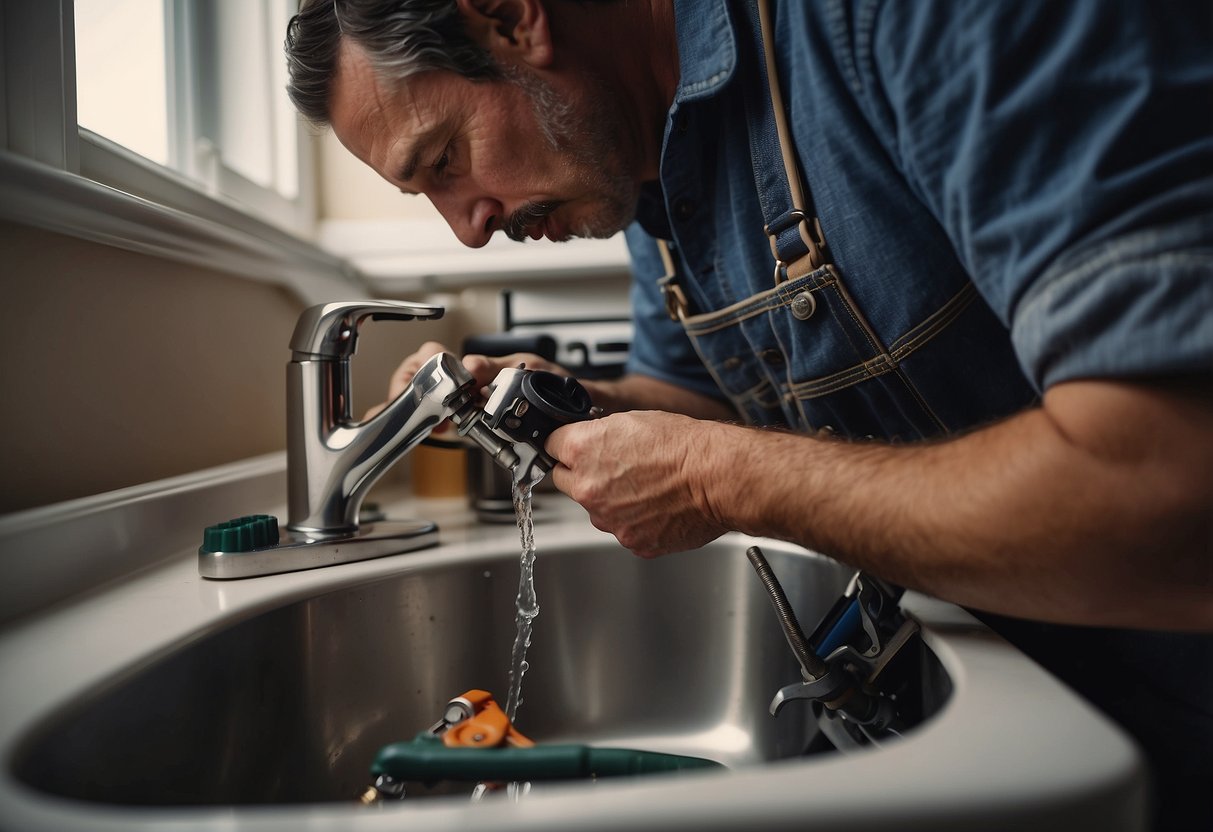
[442,690,535,749]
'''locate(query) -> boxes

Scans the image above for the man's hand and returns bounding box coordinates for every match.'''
[363,341,568,420]
[546,411,731,556]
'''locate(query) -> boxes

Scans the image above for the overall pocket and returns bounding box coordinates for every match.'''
[678,264,969,439]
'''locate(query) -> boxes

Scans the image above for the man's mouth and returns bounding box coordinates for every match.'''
[538,216,568,242]
[505,200,563,242]
[523,215,565,242]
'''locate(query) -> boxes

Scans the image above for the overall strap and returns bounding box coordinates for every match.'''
[743,0,827,282]
[660,0,828,321]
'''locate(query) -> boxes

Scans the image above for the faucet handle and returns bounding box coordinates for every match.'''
[290,300,445,360]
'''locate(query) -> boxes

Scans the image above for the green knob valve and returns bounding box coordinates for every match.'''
[200,515,279,553]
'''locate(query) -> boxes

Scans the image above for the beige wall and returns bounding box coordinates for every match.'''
[320,130,439,222]
[0,221,457,514]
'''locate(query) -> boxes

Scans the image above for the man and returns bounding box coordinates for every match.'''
[287,1,1212,827]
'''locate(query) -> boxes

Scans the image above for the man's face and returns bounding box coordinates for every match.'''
[329,41,638,247]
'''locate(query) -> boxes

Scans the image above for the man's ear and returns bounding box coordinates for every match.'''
[455,0,554,68]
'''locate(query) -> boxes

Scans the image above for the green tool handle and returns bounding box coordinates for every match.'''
[372,733,722,782]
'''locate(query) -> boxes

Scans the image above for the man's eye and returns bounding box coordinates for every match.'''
[431,147,451,176]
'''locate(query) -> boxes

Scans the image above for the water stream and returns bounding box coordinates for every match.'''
[504,474,541,723]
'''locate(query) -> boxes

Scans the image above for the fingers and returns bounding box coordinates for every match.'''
[462,351,569,389]
[544,419,590,471]
[370,344,575,426]
[391,344,569,395]
[361,341,452,426]
[389,341,451,401]
[549,461,572,497]
[545,412,729,559]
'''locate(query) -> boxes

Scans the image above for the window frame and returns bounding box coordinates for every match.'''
[0,0,363,304]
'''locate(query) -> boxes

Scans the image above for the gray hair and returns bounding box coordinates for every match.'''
[285,0,502,127]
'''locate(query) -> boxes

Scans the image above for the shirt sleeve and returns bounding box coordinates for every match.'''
[623,223,727,400]
[861,0,1213,390]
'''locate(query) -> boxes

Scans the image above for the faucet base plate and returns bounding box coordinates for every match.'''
[198,520,439,580]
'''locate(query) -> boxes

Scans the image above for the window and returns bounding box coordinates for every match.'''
[0,0,359,302]
[75,0,169,166]
[72,0,308,232]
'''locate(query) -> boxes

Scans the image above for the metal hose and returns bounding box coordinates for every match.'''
[745,546,830,681]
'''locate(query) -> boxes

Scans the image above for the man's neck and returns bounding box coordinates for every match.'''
[547,0,680,182]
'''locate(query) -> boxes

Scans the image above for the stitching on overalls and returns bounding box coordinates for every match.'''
[786,282,979,403]
[688,300,780,334]
[676,261,975,427]
[889,282,978,358]
[887,284,978,432]
[689,333,745,415]
[824,268,951,433]
[728,377,780,419]
[892,370,947,435]
[743,378,781,407]
[819,281,873,362]
[791,362,877,398]
[827,267,886,357]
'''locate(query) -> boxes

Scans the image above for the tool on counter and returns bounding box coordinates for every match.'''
[360,689,721,804]
[746,546,921,750]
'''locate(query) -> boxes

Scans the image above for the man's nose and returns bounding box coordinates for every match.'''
[431,194,500,248]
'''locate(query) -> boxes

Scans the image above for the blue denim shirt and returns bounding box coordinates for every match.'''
[626,0,1213,439]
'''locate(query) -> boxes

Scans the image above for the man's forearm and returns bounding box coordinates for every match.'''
[585,372,737,421]
[696,378,1213,630]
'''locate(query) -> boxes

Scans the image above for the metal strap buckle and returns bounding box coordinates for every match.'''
[764,210,827,283]
[659,273,689,322]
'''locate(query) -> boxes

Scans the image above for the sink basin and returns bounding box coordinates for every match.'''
[11,538,946,805]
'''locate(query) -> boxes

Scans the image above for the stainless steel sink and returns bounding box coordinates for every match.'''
[0,462,1146,831]
[11,538,947,806]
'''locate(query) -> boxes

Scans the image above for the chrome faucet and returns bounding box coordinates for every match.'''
[199,300,592,580]
[286,300,517,538]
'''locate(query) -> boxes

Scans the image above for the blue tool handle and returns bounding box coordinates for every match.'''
[815,596,862,657]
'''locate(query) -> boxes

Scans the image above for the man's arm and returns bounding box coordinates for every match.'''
[548,377,1213,631]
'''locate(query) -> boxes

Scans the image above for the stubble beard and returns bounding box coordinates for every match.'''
[504,67,638,241]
